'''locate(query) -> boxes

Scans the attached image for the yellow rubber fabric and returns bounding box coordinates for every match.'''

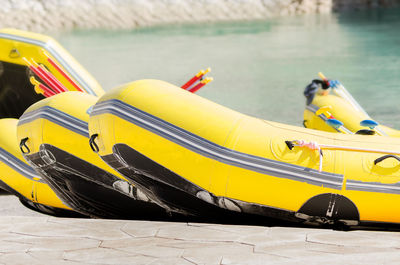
[90,80,400,224]
[0,28,103,96]
[304,93,400,137]
[0,118,70,210]
[16,92,129,182]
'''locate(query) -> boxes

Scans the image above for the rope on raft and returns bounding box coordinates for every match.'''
[286,140,323,172]
[286,139,400,172]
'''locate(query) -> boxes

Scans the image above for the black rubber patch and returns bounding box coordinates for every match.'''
[298,193,359,224]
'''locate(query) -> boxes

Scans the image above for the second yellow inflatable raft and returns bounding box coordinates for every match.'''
[88,79,400,227]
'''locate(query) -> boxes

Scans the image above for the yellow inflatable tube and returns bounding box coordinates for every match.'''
[0,28,103,96]
[89,79,400,227]
[303,79,400,137]
[0,28,104,121]
[17,92,165,219]
[0,118,78,216]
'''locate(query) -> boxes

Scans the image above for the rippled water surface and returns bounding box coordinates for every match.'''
[56,8,400,128]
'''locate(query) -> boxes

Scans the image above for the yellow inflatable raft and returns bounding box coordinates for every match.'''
[0,28,103,118]
[17,92,165,219]
[0,118,79,216]
[89,79,400,227]
[303,77,400,137]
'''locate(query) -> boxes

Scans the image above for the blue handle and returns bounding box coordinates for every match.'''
[360,119,378,129]
[326,119,344,129]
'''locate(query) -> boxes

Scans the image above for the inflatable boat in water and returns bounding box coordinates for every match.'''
[88,79,400,227]
[0,118,80,216]
[17,92,166,219]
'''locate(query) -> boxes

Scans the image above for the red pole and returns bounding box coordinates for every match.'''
[31,59,68,93]
[182,73,203,89]
[188,77,213,93]
[35,66,66,94]
[188,82,205,93]
[40,84,56,97]
[23,59,57,93]
[43,51,84,92]
[181,68,211,90]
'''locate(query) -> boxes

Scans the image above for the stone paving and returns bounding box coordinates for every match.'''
[1,192,400,265]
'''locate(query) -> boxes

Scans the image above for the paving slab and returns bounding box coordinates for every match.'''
[0,193,400,264]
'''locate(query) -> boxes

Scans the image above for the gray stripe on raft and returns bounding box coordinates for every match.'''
[19,106,89,138]
[346,180,400,194]
[0,147,42,182]
[0,32,95,95]
[92,99,344,189]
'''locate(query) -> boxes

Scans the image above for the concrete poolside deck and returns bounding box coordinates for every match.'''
[1,193,400,265]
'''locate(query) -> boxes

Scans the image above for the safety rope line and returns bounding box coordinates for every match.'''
[286,139,400,172]
[286,140,323,172]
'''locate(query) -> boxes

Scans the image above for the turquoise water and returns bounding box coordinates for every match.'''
[55,8,400,128]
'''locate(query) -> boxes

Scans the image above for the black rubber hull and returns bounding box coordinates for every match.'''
[24,144,167,219]
[103,143,302,224]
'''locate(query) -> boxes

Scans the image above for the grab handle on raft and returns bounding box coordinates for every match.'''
[285,141,295,150]
[315,106,332,117]
[374,155,400,165]
[89,134,99,153]
[19,137,30,154]
[286,139,400,171]
[326,119,343,130]
[360,120,378,130]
